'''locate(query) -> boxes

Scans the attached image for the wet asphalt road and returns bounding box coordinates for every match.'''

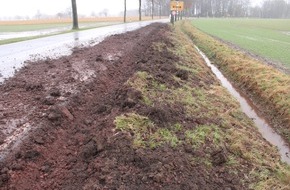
[0,19,167,83]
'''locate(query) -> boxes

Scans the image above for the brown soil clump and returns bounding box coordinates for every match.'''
[0,23,257,189]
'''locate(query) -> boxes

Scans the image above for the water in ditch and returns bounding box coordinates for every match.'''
[195,46,290,164]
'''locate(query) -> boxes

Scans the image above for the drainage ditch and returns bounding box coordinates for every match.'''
[196,46,290,164]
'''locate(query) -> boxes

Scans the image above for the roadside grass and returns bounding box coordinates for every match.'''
[114,23,290,189]
[191,18,290,68]
[0,22,119,32]
[180,20,290,144]
[0,23,71,32]
[185,124,223,149]
[0,22,119,45]
[114,113,180,149]
[0,16,163,45]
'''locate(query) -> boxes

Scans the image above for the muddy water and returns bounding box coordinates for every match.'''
[195,46,290,164]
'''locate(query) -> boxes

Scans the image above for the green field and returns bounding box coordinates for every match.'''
[0,23,70,32]
[191,18,290,68]
[0,21,121,45]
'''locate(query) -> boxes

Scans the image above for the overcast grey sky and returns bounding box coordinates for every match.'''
[0,0,139,18]
[0,0,264,18]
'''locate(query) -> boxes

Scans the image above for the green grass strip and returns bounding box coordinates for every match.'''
[179,20,290,144]
[191,18,290,68]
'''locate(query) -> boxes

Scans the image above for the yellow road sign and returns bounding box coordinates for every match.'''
[170,1,184,11]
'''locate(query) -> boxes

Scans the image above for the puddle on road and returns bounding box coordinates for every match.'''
[195,46,290,164]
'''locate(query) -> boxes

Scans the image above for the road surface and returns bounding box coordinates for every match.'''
[0,19,167,83]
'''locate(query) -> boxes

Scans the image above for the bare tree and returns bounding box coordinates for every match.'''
[35,10,42,19]
[152,0,154,19]
[99,9,109,17]
[156,0,165,18]
[142,0,280,18]
[262,0,288,18]
[124,0,127,22]
[143,0,170,17]
[71,0,79,29]
[139,0,142,21]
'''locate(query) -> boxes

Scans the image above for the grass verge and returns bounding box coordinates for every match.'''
[179,20,290,145]
[113,23,290,189]
[0,22,119,45]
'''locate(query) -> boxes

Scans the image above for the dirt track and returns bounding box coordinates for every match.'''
[0,23,288,189]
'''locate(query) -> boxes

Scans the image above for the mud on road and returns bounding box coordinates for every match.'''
[0,23,289,189]
[1,23,166,189]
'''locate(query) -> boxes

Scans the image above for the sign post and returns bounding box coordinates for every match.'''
[170,1,184,12]
[170,1,184,21]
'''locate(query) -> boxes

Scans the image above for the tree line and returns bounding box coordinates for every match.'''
[144,0,290,18]
[141,0,290,18]
[71,0,290,29]
[258,0,290,18]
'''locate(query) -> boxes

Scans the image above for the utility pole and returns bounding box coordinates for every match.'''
[175,0,178,21]
[71,0,79,30]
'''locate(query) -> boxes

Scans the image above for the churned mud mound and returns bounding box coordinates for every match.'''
[0,23,287,189]
[1,23,161,189]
